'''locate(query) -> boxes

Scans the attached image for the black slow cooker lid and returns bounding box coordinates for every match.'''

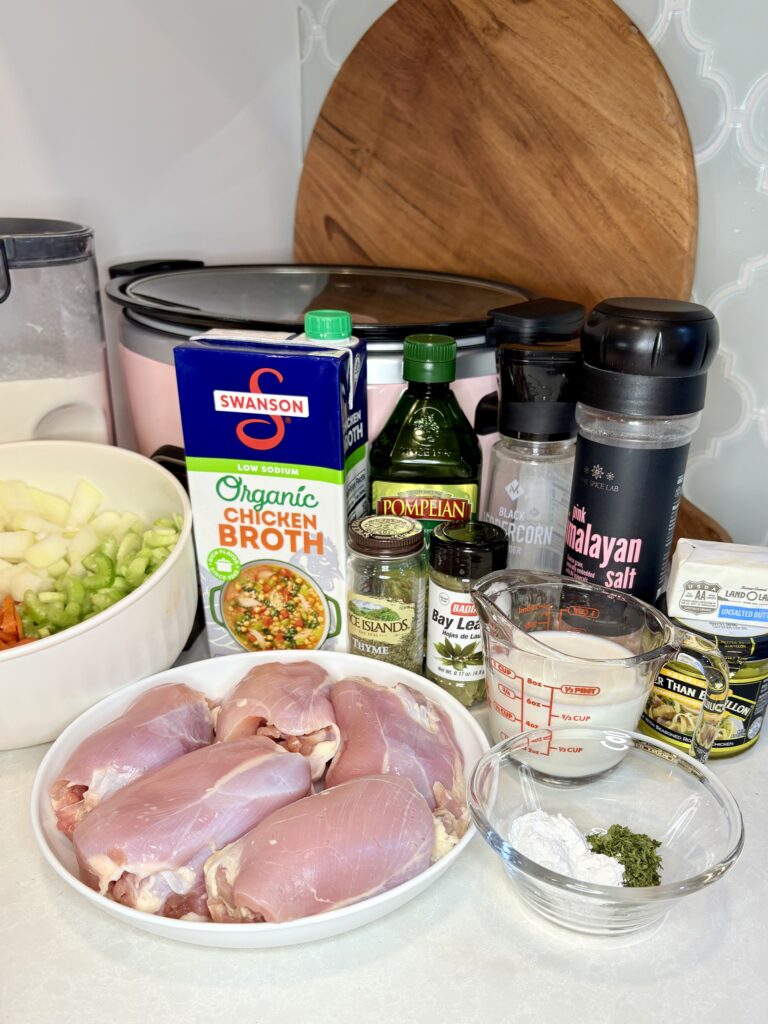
[106,262,530,340]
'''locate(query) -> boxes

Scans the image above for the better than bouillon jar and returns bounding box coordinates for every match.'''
[641,615,768,757]
[426,520,508,707]
[347,515,426,673]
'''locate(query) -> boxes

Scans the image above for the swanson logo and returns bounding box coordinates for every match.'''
[214,368,309,451]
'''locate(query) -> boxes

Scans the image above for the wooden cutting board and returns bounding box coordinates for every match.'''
[294,0,697,309]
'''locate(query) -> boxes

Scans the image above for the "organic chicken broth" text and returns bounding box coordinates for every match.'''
[175,329,367,656]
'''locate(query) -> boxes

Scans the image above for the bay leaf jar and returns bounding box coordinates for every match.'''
[426,520,508,707]
[347,515,426,673]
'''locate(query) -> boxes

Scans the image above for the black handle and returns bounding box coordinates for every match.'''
[474,391,499,435]
[0,241,9,304]
[150,445,188,492]
[108,258,206,281]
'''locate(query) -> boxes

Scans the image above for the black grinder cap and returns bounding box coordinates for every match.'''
[489,298,584,441]
[579,297,719,417]
[430,520,508,580]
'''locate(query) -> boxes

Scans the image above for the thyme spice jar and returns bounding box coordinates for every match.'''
[347,515,426,673]
[641,615,768,757]
[426,520,508,707]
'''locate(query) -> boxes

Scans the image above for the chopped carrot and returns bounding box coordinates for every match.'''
[1,595,16,634]
[0,595,37,652]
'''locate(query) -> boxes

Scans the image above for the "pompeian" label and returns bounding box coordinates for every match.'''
[376,495,471,520]
[370,481,478,538]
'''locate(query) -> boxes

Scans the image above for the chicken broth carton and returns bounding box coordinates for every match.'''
[174,323,367,656]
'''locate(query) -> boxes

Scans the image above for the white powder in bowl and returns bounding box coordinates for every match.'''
[510,809,625,886]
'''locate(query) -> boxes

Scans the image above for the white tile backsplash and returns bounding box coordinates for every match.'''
[298,0,768,544]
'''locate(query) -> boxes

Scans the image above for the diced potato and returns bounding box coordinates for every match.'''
[29,487,70,526]
[9,567,47,603]
[113,511,143,542]
[0,566,14,599]
[67,479,103,529]
[0,531,35,561]
[10,511,62,535]
[0,480,36,511]
[90,510,121,537]
[67,525,99,564]
[25,535,68,569]
[0,510,7,531]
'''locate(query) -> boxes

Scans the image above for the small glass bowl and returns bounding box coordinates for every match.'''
[467,726,744,935]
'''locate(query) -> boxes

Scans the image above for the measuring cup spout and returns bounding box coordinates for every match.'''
[470,586,511,642]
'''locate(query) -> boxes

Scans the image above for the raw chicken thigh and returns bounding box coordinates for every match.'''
[205,775,434,923]
[50,683,214,837]
[327,677,469,838]
[73,736,311,918]
[215,661,340,780]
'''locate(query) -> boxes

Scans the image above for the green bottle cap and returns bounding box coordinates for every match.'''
[402,333,457,383]
[304,309,353,340]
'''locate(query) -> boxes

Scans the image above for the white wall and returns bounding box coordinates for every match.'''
[0,0,302,442]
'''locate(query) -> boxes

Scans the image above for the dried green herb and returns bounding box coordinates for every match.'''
[347,539,426,674]
[586,824,663,887]
[434,675,486,708]
[433,638,484,670]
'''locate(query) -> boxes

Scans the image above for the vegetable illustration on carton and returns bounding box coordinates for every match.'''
[175,326,367,656]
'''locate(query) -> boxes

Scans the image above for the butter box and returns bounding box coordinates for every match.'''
[666,538,768,626]
[174,329,367,656]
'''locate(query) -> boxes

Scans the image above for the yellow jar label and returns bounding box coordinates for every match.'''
[371,481,478,537]
[347,593,415,654]
[641,662,768,756]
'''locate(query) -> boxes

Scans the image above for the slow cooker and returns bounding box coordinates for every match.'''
[106,261,530,473]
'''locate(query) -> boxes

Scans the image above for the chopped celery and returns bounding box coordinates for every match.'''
[90,589,124,612]
[14,513,181,640]
[116,532,141,569]
[143,527,178,549]
[81,551,116,592]
[125,555,149,588]
[56,575,85,606]
[47,601,82,629]
[99,535,118,561]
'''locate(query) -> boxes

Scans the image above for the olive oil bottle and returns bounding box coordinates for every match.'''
[370,334,481,538]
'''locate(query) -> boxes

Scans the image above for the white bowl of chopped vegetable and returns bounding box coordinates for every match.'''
[0,441,197,749]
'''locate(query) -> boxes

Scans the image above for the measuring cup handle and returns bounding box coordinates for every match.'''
[669,628,730,762]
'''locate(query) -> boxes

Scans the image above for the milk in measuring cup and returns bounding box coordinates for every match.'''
[486,631,649,777]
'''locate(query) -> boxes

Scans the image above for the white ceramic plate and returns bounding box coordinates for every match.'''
[31,650,489,948]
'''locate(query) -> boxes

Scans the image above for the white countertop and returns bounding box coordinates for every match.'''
[2,642,766,1024]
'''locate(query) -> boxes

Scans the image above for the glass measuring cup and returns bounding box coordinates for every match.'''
[471,571,729,771]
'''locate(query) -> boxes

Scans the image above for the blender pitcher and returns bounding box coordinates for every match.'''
[471,571,729,768]
[0,218,112,444]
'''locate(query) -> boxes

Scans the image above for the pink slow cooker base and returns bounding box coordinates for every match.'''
[121,346,498,509]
